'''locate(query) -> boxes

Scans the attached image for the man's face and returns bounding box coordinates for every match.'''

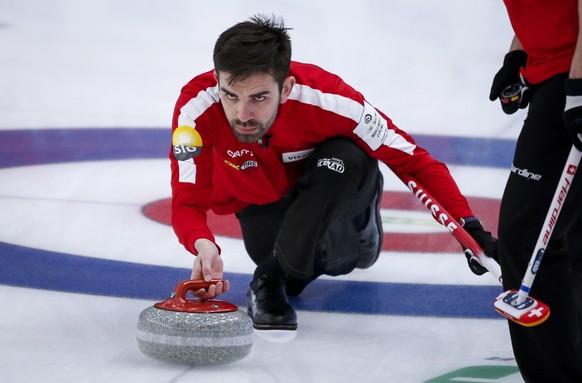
[216,71,294,143]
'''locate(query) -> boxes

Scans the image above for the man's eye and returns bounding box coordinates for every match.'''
[226,93,237,100]
[254,95,266,101]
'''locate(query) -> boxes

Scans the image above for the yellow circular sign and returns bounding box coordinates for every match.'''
[172,125,203,147]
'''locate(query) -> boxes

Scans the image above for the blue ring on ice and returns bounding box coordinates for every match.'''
[0,128,512,318]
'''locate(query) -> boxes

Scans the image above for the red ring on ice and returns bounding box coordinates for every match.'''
[142,191,500,253]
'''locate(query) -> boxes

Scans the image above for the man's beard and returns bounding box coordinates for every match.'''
[229,112,276,143]
[230,120,266,143]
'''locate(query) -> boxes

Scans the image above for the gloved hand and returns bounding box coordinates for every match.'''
[564,78,582,151]
[489,50,530,114]
[461,217,499,276]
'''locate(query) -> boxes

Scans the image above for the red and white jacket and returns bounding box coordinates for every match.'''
[171,62,473,255]
[504,0,578,84]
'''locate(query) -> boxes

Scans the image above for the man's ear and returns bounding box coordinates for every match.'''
[280,76,296,104]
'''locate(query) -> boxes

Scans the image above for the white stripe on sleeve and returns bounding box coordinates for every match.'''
[178,158,197,184]
[289,84,415,154]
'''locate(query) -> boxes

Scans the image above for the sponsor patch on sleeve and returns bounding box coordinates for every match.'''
[352,101,389,151]
[172,125,203,161]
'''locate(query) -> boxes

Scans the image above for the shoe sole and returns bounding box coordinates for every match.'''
[252,322,298,331]
[247,307,298,331]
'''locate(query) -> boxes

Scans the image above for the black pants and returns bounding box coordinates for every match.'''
[236,137,380,279]
[498,73,582,382]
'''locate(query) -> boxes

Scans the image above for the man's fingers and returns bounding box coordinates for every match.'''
[222,279,230,293]
[201,257,219,281]
[190,266,202,281]
[189,281,229,300]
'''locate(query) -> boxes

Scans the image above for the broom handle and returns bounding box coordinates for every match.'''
[399,174,502,281]
[515,146,582,304]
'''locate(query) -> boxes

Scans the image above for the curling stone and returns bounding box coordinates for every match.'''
[137,279,253,365]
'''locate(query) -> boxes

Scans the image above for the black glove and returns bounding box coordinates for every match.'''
[461,217,499,276]
[564,78,582,151]
[489,50,530,114]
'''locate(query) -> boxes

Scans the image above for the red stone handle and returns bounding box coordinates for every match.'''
[154,279,238,313]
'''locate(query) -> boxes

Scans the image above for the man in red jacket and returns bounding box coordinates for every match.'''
[171,15,497,333]
[488,0,582,381]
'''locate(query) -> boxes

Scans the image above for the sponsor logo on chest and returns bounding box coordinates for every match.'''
[282,148,314,163]
[223,148,258,172]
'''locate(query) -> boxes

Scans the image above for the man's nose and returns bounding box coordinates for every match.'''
[237,101,254,122]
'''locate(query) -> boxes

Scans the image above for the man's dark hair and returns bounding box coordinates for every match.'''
[213,15,292,90]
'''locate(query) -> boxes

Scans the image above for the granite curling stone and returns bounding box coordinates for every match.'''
[137,279,253,365]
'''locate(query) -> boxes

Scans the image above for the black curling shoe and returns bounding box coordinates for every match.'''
[247,274,297,331]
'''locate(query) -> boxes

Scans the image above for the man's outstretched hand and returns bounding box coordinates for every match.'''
[190,238,230,299]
